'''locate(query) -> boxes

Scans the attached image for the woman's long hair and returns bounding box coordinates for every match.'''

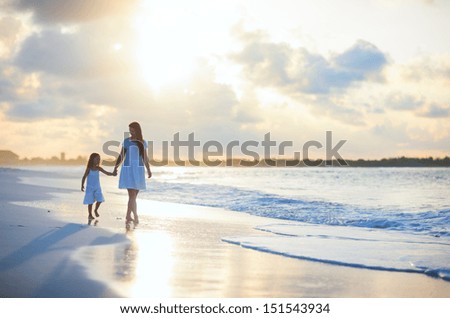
[86,153,100,170]
[129,121,145,160]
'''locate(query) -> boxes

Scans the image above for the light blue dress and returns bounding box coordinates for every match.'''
[119,138,147,190]
[83,169,105,204]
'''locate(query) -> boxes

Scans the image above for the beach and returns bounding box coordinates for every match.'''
[0,167,449,298]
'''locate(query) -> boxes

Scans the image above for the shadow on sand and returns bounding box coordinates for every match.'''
[0,223,86,272]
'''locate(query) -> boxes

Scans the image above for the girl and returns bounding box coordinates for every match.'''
[81,153,116,220]
[113,122,152,225]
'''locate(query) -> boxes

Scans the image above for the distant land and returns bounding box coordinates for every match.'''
[0,150,87,166]
[1,150,450,167]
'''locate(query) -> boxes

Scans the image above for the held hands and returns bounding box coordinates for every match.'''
[109,166,149,178]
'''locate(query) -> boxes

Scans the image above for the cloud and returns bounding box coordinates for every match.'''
[232,90,263,124]
[150,61,262,142]
[0,66,88,120]
[384,92,424,111]
[4,15,155,120]
[3,0,138,24]
[382,90,450,119]
[230,27,388,125]
[313,96,366,126]
[6,98,86,120]
[416,104,450,118]
[15,30,88,76]
[334,40,388,76]
[4,49,261,145]
[231,28,389,95]
[14,26,134,78]
[0,66,18,102]
[401,55,450,82]
[0,16,25,59]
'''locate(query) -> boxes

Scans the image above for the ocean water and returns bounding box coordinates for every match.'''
[141,167,450,237]
[16,166,450,281]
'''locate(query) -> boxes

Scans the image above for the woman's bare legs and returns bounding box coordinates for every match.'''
[126,189,139,224]
[126,189,135,222]
[133,190,139,224]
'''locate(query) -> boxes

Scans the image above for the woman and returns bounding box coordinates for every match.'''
[114,122,152,225]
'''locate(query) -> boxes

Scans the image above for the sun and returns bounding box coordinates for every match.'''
[113,42,123,51]
[132,4,200,91]
[131,1,241,92]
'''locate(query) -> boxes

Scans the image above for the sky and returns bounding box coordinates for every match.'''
[0,0,449,160]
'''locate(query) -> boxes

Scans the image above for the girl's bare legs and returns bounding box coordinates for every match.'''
[126,189,139,224]
[87,204,94,219]
[94,202,101,217]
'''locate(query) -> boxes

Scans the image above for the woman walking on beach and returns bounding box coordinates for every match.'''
[113,122,152,225]
[81,153,116,220]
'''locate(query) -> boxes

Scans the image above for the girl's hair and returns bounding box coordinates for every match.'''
[86,153,100,169]
[129,121,145,159]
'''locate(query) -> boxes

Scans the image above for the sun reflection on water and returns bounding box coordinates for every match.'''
[124,230,175,297]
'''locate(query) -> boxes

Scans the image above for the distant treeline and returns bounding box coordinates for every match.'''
[2,153,450,168]
[342,156,450,167]
[207,156,450,167]
[141,156,450,167]
[16,156,87,165]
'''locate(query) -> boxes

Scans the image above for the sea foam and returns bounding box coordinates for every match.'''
[223,223,450,281]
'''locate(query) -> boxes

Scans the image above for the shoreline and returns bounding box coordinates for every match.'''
[0,167,449,297]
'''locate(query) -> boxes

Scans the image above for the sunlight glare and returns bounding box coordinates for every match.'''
[130,231,174,297]
[133,5,200,91]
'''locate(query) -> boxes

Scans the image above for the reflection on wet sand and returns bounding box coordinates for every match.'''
[114,239,136,283]
[122,230,174,297]
[73,228,175,297]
